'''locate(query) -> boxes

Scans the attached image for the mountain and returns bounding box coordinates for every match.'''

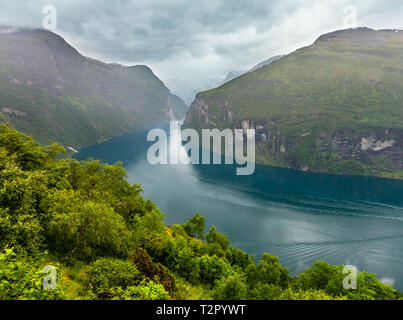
[185,28,403,179]
[248,55,285,73]
[222,55,284,84]
[164,77,224,106]
[0,27,187,151]
[222,71,244,84]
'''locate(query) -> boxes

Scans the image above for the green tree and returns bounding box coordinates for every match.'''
[246,253,290,288]
[226,246,253,270]
[86,257,143,299]
[206,225,229,251]
[47,191,130,262]
[183,213,205,239]
[165,238,200,283]
[295,261,341,291]
[296,261,399,300]
[213,274,247,300]
[199,255,230,285]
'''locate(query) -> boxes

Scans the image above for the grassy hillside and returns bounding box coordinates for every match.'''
[185,28,403,179]
[0,124,400,300]
[0,27,187,152]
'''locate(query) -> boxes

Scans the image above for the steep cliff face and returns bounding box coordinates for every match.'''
[184,28,403,179]
[185,99,403,178]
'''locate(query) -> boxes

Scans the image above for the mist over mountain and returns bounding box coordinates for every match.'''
[222,71,244,84]
[0,27,187,151]
[164,77,225,106]
[222,55,284,84]
[166,55,285,105]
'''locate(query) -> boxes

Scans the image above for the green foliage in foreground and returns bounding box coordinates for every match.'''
[0,124,401,300]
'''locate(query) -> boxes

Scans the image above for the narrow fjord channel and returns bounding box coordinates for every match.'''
[76,127,403,290]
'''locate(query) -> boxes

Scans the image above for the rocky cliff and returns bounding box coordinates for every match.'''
[185,28,403,179]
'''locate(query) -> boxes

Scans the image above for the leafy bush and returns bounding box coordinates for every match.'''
[225,246,254,271]
[0,248,65,300]
[47,191,130,262]
[206,226,229,251]
[166,239,200,282]
[115,280,170,300]
[86,258,143,299]
[246,253,290,289]
[129,248,176,293]
[0,149,46,253]
[213,274,247,300]
[0,125,50,171]
[295,261,341,291]
[248,283,283,300]
[183,213,205,239]
[199,255,230,285]
[278,288,343,300]
[131,209,169,259]
[296,261,399,300]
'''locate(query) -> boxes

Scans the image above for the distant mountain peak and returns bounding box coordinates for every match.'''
[222,54,284,85]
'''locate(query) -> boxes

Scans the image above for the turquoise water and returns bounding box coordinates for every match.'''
[76,128,403,290]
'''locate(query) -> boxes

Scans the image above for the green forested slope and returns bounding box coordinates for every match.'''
[0,124,400,300]
[185,28,403,179]
[0,27,187,152]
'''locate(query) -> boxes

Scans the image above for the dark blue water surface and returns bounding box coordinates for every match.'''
[76,128,403,290]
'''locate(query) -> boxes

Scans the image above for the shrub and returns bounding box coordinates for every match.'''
[0,150,47,253]
[86,258,143,299]
[0,248,65,300]
[226,246,254,270]
[131,209,169,258]
[296,261,399,300]
[47,191,130,262]
[278,288,342,300]
[295,260,341,291]
[246,253,290,288]
[0,125,48,171]
[116,280,170,300]
[213,274,247,300]
[206,226,229,251]
[183,214,205,239]
[129,248,176,293]
[325,269,399,300]
[164,238,200,283]
[247,283,283,300]
[199,255,230,285]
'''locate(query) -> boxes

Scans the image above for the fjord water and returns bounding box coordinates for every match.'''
[76,127,403,290]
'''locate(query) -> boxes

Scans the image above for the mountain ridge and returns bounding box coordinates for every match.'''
[222,54,284,84]
[0,27,187,151]
[185,28,403,179]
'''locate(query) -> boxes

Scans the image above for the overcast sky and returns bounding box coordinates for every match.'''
[1,0,403,103]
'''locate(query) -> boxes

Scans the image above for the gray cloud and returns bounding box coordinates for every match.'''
[0,0,402,103]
